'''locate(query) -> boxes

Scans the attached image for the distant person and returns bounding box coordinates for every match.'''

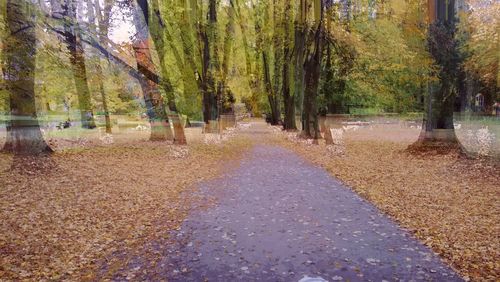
[63,119,71,129]
[85,112,97,129]
[475,93,485,112]
[57,119,71,130]
[494,102,500,117]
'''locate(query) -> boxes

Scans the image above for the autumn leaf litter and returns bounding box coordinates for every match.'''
[270,125,499,281]
[0,126,253,280]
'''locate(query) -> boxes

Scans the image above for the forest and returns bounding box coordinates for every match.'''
[0,0,499,281]
[0,0,498,153]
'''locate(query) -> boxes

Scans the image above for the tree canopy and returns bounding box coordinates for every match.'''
[0,0,498,152]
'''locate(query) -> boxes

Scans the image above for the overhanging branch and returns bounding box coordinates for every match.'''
[42,15,163,86]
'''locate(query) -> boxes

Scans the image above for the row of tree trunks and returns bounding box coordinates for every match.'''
[2,0,52,154]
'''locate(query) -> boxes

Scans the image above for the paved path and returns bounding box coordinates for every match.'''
[114,123,462,281]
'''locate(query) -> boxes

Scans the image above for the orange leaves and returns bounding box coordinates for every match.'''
[0,136,252,280]
[275,128,499,281]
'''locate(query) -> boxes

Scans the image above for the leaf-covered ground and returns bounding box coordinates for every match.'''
[1,122,498,281]
[0,133,253,280]
[272,127,499,281]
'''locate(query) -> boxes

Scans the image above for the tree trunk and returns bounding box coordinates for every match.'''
[302,0,323,139]
[132,2,173,141]
[262,52,281,125]
[458,69,475,113]
[413,7,461,147]
[271,0,283,126]
[133,42,173,141]
[88,0,112,133]
[219,0,236,115]
[256,1,281,126]
[283,55,296,130]
[204,0,220,130]
[416,77,459,144]
[2,0,52,155]
[303,56,322,139]
[323,42,333,114]
[60,0,96,129]
[143,0,187,144]
[294,0,307,129]
[282,0,296,130]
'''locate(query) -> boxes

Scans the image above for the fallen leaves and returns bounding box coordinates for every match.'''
[272,126,500,281]
[0,135,253,280]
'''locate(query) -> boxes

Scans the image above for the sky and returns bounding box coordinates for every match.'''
[108,4,135,44]
[109,20,134,44]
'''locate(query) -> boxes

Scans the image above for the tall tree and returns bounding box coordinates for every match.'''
[302,0,324,139]
[131,0,174,141]
[413,0,462,146]
[271,0,283,125]
[202,0,220,128]
[294,0,307,128]
[2,0,52,154]
[144,0,187,144]
[282,0,296,130]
